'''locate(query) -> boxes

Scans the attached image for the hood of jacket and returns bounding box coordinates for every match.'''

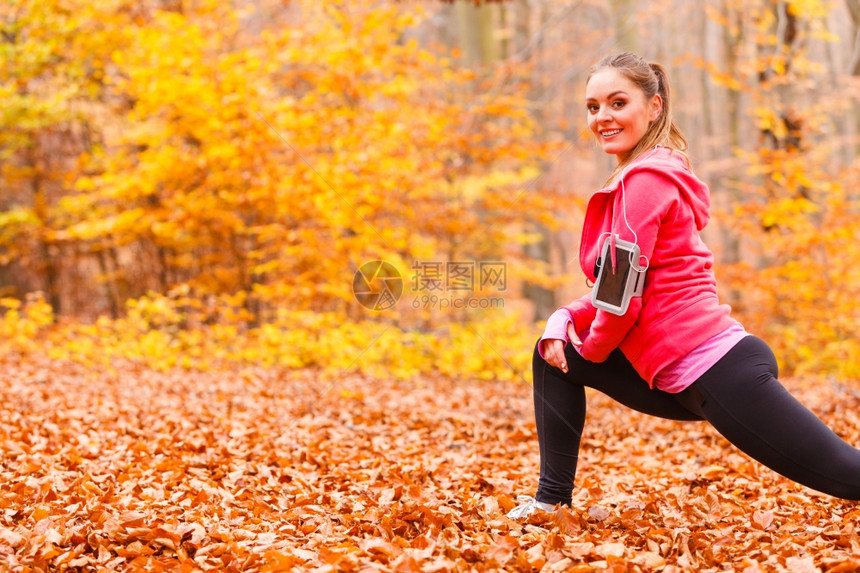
[579,146,710,279]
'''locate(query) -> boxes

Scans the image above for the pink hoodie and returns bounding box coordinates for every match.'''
[563,146,735,387]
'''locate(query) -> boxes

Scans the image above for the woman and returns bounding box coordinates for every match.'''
[508,52,860,518]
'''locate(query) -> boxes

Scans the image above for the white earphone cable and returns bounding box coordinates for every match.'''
[619,177,649,273]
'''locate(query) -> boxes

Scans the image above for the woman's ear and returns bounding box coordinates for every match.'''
[649,94,663,122]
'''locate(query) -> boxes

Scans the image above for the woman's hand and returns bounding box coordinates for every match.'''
[541,322,582,374]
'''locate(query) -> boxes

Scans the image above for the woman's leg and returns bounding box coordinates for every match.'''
[532,340,703,505]
[682,336,860,500]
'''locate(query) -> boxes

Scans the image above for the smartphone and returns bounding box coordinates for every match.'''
[591,236,645,315]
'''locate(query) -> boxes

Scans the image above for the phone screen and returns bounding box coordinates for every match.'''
[594,246,633,307]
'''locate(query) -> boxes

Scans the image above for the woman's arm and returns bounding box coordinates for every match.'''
[571,170,674,363]
[537,307,582,373]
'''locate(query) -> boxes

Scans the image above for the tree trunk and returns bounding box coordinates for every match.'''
[718,0,744,305]
[453,1,496,66]
[97,248,121,319]
[513,0,556,321]
[609,0,638,53]
[845,0,860,160]
[846,0,860,73]
[27,145,61,315]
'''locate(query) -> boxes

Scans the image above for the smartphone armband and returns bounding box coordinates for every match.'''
[591,236,646,316]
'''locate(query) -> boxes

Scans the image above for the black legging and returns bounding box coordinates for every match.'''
[533,335,860,504]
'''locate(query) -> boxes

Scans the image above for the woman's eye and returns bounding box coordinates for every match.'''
[587,105,598,113]
[612,100,626,108]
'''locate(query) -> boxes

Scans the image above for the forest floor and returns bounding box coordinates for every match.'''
[2,358,860,572]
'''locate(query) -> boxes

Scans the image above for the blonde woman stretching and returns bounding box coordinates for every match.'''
[509,52,860,518]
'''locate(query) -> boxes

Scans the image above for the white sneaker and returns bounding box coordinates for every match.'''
[506,495,556,519]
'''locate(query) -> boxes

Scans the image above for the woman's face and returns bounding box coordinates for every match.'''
[585,68,662,162]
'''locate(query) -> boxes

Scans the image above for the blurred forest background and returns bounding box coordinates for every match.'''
[2,0,859,382]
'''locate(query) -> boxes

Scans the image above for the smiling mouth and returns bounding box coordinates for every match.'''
[601,129,622,138]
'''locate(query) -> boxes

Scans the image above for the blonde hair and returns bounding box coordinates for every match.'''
[587,52,689,185]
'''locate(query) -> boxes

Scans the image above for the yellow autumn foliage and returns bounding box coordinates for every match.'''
[1,292,540,382]
[2,0,860,385]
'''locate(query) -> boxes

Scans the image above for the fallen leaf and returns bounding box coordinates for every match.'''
[587,505,611,521]
[751,509,774,531]
[0,527,25,549]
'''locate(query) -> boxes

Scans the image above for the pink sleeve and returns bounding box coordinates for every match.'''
[578,297,642,362]
[538,308,573,359]
[563,293,597,335]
